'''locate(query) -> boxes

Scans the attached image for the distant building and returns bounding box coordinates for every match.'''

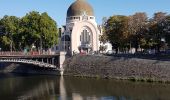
[58,0,112,55]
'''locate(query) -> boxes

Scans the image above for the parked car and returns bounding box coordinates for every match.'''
[106,50,115,55]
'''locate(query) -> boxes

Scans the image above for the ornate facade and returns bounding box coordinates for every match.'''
[59,0,111,55]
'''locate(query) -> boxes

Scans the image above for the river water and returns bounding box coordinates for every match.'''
[0,74,170,100]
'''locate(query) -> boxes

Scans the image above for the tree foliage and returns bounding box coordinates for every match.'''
[0,15,20,50]
[105,15,130,53]
[149,12,167,52]
[0,11,58,51]
[104,12,170,54]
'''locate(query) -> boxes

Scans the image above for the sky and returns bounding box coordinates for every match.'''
[0,0,170,27]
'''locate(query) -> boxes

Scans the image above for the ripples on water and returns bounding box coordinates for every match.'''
[0,73,170,100]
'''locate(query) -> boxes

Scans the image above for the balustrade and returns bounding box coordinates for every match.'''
[0,51,56,56]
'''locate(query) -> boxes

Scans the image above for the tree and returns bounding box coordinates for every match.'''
[19,11,42,50]
[128,12,148,51]
[163,15,170,47]
[0,15,20,51]
[39,12,58,49]
[149,12,167,52]
[19,11,58,51]
[99,17,108,44]
[105,15,130,53]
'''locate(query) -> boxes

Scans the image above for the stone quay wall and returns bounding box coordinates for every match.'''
[64,55,170,82]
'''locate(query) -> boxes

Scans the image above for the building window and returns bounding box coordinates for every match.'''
[90,17,93,19]
[82,16,88,20]
[80,35,81,41]
[80,29,91,44]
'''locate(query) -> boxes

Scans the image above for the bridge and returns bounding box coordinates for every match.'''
[0,51,66,75]
[0,59,57,69]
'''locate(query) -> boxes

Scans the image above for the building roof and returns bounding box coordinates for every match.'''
[67,0,94,17]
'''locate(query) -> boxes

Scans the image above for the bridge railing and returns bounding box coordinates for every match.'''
[0,58,57,69]
[0,51,57,56]
[0,51,24,56]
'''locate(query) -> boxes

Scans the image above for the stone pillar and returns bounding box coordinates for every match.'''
[59,52,66,76]
[52,58,54,65]
[47,58,49,64]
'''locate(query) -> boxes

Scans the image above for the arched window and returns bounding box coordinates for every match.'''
[80,29,91,44]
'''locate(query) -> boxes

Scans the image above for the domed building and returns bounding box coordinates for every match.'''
[59,0,111,55]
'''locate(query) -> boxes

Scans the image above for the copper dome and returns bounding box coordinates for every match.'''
[67,0,94,17]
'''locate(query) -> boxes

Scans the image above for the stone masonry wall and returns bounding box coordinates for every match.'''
[64,55,170,82]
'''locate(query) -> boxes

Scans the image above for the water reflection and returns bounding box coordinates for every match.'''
[60,76,67,100]
[0,74,170,100]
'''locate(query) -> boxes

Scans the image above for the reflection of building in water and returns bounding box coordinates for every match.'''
[72,93,83,100]
[72,94,98,100]
[59,76,67,100]
[58,0,112,55]
[3,75,170,100]
[17,80,56,100]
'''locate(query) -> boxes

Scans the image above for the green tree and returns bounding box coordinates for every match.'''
[0,15,20,51]
[19,11,58,51]
[39,12,58,49]
[149,12,167,52]
[105,15,130,53]
[128,12,148,52]
[163,15,170,47]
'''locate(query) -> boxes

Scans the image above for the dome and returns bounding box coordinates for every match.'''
[67,0,94,17]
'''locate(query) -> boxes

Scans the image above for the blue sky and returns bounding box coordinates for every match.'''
[0,0,170,26]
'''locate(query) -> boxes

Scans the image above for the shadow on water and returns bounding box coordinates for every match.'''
[0,74,170,100]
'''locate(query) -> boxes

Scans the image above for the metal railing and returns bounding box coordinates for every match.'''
[0,58,58,69]
[0,51,57,56]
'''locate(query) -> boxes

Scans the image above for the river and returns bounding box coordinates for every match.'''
[0,74,170,100]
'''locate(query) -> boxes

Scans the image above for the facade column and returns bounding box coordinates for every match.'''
[52,58,54,65]
[59,52,66,76]
[47,58,49,64]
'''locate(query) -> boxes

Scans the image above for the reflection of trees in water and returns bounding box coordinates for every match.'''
[64,77,170,100]
[1,75,170,100]
[18,80,56,100]
[0,75,60,100]
[16,76,60,100]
